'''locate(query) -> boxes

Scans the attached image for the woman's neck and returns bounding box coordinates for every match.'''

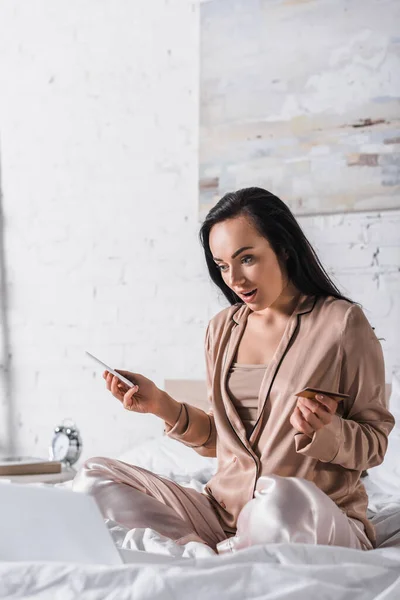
[252,283,301,325]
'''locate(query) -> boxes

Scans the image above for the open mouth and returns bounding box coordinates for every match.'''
[241,289,257,302]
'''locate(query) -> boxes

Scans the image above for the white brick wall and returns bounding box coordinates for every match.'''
[0,0,399,463]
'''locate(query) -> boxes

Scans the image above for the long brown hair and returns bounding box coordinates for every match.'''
[199,187,353,305]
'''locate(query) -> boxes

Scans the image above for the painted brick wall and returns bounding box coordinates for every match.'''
[0,0,398,463]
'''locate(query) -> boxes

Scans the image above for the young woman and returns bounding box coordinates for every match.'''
[73,187,395,552]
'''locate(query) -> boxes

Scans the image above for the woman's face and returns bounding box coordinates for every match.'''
[209,215,288,311]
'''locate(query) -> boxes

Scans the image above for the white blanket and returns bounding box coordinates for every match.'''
[1,539,400,599]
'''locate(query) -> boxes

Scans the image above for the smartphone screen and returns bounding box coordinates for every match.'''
[85,351,135,388]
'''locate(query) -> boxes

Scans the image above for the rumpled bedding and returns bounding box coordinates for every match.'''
[1,429,399,599]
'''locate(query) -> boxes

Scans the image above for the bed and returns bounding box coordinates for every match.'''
[0,378,399,599]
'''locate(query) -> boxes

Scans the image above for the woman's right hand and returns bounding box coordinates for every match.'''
[103,370,164,415]
[103,369,182,427]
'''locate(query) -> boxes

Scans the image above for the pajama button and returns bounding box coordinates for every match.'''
[220,501,226,509]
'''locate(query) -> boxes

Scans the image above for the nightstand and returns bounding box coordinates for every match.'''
[0,466,77,485]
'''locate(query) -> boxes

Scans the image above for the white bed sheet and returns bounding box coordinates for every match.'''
[1,433,400,599]
[1,536,399,600]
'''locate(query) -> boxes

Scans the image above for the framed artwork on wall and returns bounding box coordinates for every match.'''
[199,0,400,219]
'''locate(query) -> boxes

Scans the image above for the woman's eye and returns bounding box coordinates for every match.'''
[241,255,253,265]
[216,256,253,272]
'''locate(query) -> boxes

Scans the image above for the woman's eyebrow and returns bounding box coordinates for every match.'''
[213,246,254,262]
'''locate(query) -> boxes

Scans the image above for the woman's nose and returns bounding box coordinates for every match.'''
[228,269,245,288]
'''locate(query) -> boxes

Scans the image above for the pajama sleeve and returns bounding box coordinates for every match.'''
[295,304,395,469]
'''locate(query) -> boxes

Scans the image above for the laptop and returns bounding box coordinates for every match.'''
[0,482,175,565]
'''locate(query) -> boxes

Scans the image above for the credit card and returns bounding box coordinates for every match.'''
[294,387,350,403]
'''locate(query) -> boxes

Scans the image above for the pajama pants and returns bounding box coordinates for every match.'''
[72,457,373,552]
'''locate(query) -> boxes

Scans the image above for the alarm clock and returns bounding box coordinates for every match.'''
[49,419,82,467]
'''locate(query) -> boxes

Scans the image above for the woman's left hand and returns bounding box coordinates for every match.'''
[290,394,338,438]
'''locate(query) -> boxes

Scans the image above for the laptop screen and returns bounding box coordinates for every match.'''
[0,482,123,565]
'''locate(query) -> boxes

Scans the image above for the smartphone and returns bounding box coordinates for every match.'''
[294,387,350,403]
[85,351,135,388]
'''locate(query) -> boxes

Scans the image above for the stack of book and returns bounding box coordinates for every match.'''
[0,457,62,476]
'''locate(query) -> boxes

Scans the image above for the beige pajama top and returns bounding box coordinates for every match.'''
[165,294,395,546]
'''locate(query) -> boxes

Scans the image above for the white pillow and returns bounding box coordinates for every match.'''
[117,436,217,484]
[366,373,400,496]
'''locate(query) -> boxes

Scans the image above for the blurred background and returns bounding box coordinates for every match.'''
[0,0,399,464]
